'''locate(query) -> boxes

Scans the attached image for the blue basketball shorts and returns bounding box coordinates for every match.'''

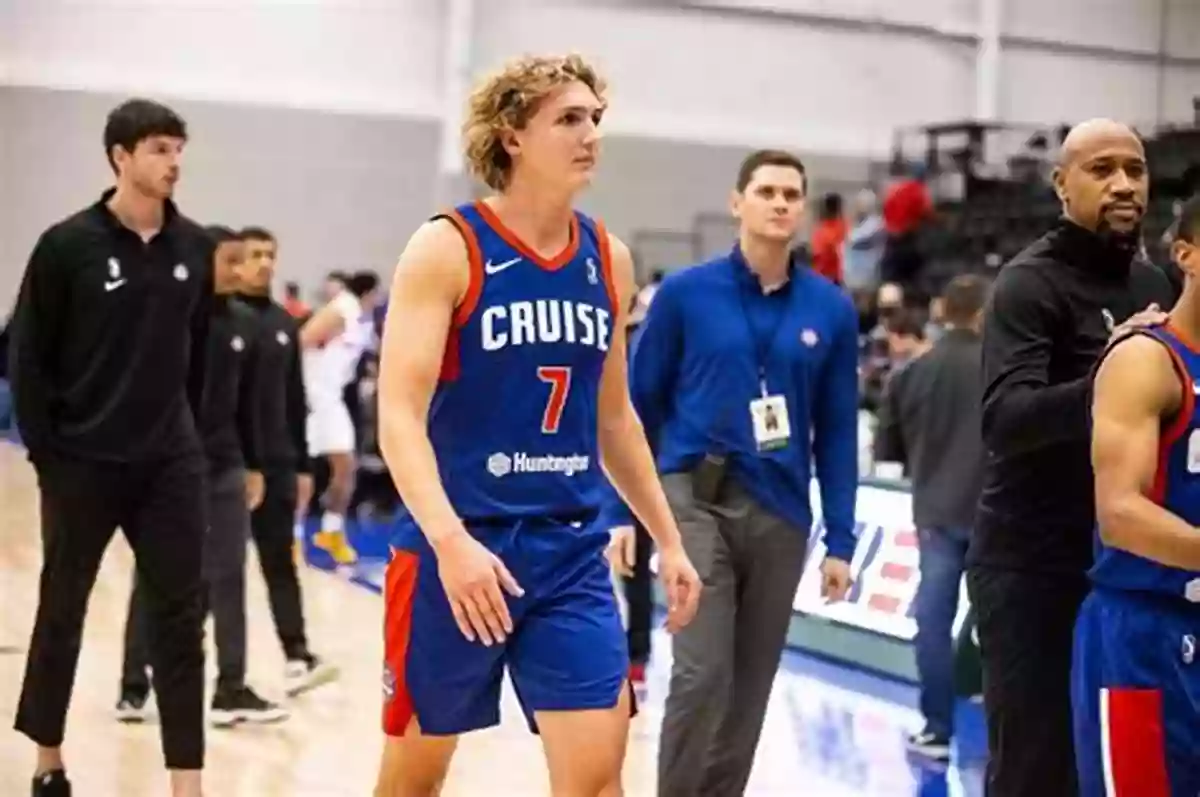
[382,515,631,736]
[1071,588,1200,797]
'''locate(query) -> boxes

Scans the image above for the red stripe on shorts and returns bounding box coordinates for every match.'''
[382,549,420,737]
[1100,687,1171,796]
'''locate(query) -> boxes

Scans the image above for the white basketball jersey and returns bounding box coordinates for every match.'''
[302,291,372,405]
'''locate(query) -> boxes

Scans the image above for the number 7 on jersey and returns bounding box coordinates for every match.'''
[537,366,572,434]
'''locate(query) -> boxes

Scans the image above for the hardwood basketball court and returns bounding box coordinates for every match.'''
[0,441,980,795]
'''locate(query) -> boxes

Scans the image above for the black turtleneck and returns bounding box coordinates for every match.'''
[237,292,310,475]
[972,219,1175,573]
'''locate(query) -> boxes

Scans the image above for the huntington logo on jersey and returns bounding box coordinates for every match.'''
[486,451,592,478]
[421,201,618,522]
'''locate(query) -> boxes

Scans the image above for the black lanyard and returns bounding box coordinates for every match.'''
[734,270,790,397]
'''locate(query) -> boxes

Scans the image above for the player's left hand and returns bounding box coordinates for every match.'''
[820,557,853,603]
[657,544,701,633]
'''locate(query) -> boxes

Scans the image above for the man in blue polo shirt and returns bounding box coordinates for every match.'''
[628,149,859,797]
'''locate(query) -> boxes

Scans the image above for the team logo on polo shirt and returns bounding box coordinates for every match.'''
[231,336,245,352]
[801,329,819,347]
[276,331,289,346]
[173,263,189,282]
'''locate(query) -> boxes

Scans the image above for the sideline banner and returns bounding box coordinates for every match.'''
[651,480,972,643]
[794,480,973,643]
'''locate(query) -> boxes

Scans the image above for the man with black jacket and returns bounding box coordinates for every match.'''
[969,118,1175,797]
[237,227,338,695]
[9,99,210,797]
[118,226,288,729]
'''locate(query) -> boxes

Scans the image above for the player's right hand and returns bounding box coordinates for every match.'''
[657,543,701,634]
[433,530,524,647]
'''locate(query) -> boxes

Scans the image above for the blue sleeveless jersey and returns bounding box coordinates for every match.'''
[422,201,617,521]
[1089,325,1200,602]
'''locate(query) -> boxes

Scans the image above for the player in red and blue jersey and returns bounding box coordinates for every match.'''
[372,54,702,796]
[1076,195,1200,797]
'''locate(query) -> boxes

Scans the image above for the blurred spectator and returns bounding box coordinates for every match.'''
[320,270,348,304]
[925,295,946,343]
[282,281,310,319]
[873,281,905,332]
[874,273,988,759]
[843,189,885,292]
[860,291,926,411]
[810,193,847,285]
[0,316,10,432]
[851,288,876,336]
[881,166,935,295]
[884,309,930,367]
[630,269,664,325]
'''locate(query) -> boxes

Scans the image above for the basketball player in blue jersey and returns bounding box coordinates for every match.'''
[1076,193,1200,797]
[373,54,702,796]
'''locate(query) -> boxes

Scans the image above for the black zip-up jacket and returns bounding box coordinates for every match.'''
[238,293,310,475]
[8,189,213,463]
[202,296,263,472]
[970,220,1175,573]
[875,328,984,531]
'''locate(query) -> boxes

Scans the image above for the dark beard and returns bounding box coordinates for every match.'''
[1093,218,1143,255]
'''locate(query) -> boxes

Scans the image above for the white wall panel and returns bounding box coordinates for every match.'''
[0,2,15,82]
[1002,0,1163,56]
[473,1,976,157]
[687,0,979,36]
[1164,0,1200,60]
[999,49,1162,125]
[3,0,444,119]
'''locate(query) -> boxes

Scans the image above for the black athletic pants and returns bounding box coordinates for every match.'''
[967,565,1090,797]
[251,468,310,662]
[623,521,653,665]
[15,452,207,770]
[124,466,249,694]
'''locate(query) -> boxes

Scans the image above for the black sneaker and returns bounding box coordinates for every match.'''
[906,729,952,760]
[114,688,150,724]
[210,685,290,728]
[32,769,71,796]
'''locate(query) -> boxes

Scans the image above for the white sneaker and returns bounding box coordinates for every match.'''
[284,655,340,697]
[906,730,952,760]
[115,691,151,724]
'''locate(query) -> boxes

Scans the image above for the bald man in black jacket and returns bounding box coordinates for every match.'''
[968,119,1175,797]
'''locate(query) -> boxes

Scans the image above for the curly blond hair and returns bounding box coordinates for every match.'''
[463,53,607,192]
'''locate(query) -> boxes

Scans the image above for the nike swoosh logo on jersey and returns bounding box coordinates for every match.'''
[484,257,522,275]
[104,278,127,292]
